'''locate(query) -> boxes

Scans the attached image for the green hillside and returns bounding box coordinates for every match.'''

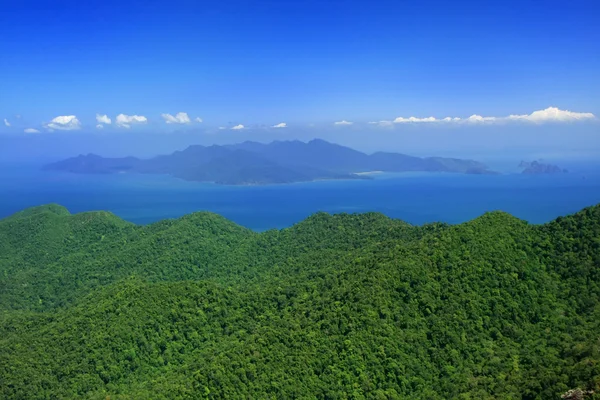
[1,204,599,399]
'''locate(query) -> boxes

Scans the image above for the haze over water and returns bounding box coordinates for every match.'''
[2,165,599,231]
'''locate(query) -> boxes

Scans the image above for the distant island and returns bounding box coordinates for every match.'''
[519,160,568,175]
[44,139,497,185]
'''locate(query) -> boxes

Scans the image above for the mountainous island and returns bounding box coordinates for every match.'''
[519,160,568,174]
[44,139,496,185]
[1,203,599,399]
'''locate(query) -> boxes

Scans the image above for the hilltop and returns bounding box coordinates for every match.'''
[519,160,568,174]
[1,203,599,399]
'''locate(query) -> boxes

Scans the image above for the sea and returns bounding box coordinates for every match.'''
[1,164,599,231]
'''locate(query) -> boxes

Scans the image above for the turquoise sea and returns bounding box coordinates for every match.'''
[1,164,600,231]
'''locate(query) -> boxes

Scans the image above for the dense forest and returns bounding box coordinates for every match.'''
[1,203,599,399]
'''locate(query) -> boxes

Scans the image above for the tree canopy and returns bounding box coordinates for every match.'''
[1,203,599,399]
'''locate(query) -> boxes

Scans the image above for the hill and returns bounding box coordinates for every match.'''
[1,204,599,399]
[519,160,568,174]
[44,139,496,185]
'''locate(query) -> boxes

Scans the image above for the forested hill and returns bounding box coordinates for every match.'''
[1,204,599,399]
[43,139,496,185]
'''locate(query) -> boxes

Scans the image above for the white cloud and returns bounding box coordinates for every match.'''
[195,117,203,123]
[96,114,111,124]
[369,120,394,127]
[506,107,596,123]
[388,107,595,126]
[394,116,437,123]
[116,114,148,128]
[96,124,104,129]
[161,112,191,124]
[231,124,245,130]
[466,115,497,123]
[334,120,353,125]
[44,115,81,131]
[3,118,10,127]
[218,126,227,130]
[272,122,287,128]
[24,128,40,133]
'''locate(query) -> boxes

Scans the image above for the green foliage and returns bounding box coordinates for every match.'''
[1,203,599,399]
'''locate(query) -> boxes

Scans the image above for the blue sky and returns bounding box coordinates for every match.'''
[0,0,599,161]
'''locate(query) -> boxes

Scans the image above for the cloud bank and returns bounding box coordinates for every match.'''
[389,107,596,125]
[506,107,596,123]
[162,112,191,124]
[368,120,394,127]
[116,114,148,128]
[8,106,594,134]
[45,115,82,131]
[96,114,111,125]
[394,116,437,123]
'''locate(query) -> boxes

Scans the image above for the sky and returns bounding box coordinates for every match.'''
[0,0,599,162]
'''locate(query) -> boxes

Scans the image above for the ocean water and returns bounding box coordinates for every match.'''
[1,165,600,231]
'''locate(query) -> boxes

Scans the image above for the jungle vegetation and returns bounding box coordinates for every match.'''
[0,203,599,399]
